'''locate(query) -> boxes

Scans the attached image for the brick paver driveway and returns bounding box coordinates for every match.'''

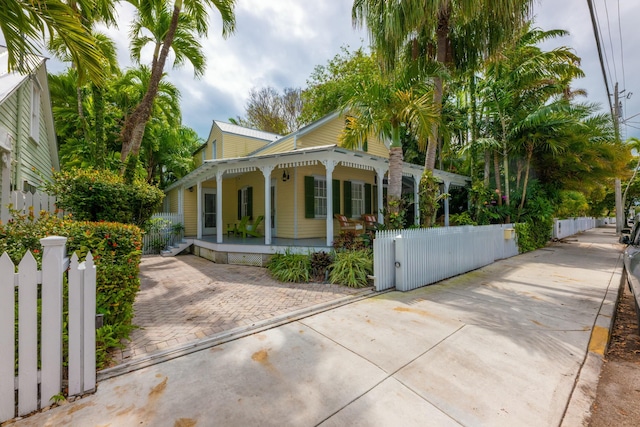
[109,254,367,365]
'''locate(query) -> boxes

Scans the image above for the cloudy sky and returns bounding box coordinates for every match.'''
[38,0,640,141]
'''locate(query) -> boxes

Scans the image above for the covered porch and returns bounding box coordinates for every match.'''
[164,145,470,249]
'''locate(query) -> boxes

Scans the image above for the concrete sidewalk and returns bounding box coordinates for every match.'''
[7,226,623,427]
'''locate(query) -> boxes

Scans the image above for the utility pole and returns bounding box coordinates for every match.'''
[614,83,624,233]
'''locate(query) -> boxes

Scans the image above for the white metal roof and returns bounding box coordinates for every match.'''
[215,120,281,142]
[0,47,30,105]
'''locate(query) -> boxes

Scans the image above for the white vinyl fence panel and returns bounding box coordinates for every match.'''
[552,217,596,240]
[2,190,62,223]
[0,237,96,424]
[373,224,519,292]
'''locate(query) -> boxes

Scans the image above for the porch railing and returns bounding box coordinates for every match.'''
[142,213,184,255]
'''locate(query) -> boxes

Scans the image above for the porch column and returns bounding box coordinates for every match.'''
[443,181,451,227]
[261,166,274,245]
[323,160,337,247]
[375,168,385,224]
[413,173,420,226]
[216,171,224,243]
[178,186,184,219]
[196,181,202,239]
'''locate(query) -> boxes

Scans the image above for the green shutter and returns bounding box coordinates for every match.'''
[344,181,352,218]
[333,179,340,215]
[363,138,368,152]
[237,189,242,220]
[365,183,372,214]
[247,186,253,219]
[304,176,315,218]
[373,185,378,215]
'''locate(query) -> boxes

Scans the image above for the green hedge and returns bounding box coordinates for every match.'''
[0,211,142,368]
[44,168,164,227]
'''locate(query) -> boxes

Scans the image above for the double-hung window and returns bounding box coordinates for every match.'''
[314,177,327,218]
[351,182,365,218]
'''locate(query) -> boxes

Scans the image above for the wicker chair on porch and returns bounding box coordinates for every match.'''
[334,214,364,232]
[361,214,381,232]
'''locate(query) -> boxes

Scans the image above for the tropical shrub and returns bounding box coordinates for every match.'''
[329,249,373,288]
[333,231,368,251]
[44,168,164,227]
[0,211,142,368]
[450,212,477,226]
[266,249,311,283]
[310,251,333,281]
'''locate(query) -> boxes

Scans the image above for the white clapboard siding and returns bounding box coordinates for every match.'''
[0,237,96,424]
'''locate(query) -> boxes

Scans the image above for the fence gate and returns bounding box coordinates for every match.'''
[0,236,96,423]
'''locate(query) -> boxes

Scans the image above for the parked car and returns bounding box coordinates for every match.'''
[620,215,640,332]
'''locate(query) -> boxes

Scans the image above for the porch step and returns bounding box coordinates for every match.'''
[161,240,193,257]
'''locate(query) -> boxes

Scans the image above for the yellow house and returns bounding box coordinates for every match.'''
[163,112,469,263]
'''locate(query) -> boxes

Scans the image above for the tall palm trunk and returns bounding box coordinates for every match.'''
[425,3,450,171]
[519,144,533,211]
[92,84,105,168]
[494,149,502,206]
[484,149,491,186]
[121,1,182,166]
[388,145,404,216]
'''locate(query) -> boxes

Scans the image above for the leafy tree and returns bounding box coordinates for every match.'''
[232,86,303,134]
[352,0,534,172]
[339,61,438,221]
[120,0,236,172]
[1,0,106,83]
[301,47,376,124]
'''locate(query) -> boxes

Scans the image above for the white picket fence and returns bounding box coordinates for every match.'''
[1,190,62,223]
[0,237,96,423]
[552,217,596,240]
[142,213,184,255]
[373,224,519,292]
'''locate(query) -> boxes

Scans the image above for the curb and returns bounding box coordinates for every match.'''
[98,287,389,381]
[560,253,624,427]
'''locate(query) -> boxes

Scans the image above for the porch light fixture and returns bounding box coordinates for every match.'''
[282,170,290,182]
[188,186,194,192]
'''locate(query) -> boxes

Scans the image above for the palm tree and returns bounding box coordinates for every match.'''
[352,0,533,172]
[480,27,584,212]
[340,61,438,220]
[119,0,236,171]
[1,0,106,83]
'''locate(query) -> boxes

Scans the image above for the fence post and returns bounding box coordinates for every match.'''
[39,236,67,406]
[0,253,15,421]
[395,235,406,292]
[68,252,97,396]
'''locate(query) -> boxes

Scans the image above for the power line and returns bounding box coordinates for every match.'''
[602,0,619,82]
[586,0,614,117]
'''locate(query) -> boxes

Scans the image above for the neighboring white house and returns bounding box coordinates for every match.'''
[0,46,59,223]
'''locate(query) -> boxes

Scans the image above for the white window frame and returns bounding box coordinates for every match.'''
[30,80,41,142]
[240,186,250,218]
[314,176,327,218]
[351,181,365,218]
[212,140,217,160]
